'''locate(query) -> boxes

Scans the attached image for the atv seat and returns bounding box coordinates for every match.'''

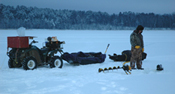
[46,41,64,50]
[40,48,49,55]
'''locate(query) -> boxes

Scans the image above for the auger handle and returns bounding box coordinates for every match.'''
[105,44,110,54]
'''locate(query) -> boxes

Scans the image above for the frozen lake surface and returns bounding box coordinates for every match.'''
[0,29,175,94]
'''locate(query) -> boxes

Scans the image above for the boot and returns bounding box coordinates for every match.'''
[137,67,144,70]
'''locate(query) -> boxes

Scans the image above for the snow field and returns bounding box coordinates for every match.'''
[0,30,175,94]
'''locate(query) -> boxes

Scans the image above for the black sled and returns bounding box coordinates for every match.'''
[109,50,147,61]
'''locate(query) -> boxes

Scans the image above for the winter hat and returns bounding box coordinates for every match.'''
[136,25,144,31]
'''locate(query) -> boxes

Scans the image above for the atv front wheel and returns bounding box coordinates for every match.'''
[22,56,37,70]
[49,56,63,68]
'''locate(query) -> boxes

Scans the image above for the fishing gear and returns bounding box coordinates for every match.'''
[98,61,132,75]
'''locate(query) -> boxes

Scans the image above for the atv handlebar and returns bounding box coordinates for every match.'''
[33,40,38,43]
[30,40,38,45]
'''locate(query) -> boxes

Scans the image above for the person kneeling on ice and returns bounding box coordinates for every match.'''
[130,25,144,70]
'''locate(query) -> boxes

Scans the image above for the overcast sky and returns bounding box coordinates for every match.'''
[1,0,175,14]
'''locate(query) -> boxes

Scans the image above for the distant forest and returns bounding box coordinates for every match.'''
[0,4,175,30]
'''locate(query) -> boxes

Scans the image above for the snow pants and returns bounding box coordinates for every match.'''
[130,47,142,69]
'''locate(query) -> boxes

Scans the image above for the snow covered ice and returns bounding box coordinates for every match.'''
[0,29,175,94]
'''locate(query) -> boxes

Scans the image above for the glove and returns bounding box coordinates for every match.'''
[135,46,140,49]
[142,48,144,52]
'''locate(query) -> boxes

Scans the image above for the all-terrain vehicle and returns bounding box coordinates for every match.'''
[7,36,65,70]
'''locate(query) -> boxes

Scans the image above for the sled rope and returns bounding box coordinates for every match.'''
[123,61,130,66]
[123,53,128,61]
[0,56,6,70]
[122,52,130,62]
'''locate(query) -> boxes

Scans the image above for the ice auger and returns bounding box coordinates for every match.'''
[98,61,132,75]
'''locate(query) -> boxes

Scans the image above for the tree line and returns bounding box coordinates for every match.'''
[0,4,175,30]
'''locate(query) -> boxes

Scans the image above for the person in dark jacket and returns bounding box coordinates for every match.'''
[130,25,144,69]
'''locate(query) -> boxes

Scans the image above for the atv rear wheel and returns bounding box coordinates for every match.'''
[8,59,22,68]
[8,59,14,68]
[49,56,63,68]
[22,56,37,70]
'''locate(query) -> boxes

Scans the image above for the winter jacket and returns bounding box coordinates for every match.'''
[130,30,144,49]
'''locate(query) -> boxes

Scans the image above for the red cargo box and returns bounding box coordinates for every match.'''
[7,36,29,48]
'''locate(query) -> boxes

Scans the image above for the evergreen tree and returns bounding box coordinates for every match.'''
[0,4,174,29]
